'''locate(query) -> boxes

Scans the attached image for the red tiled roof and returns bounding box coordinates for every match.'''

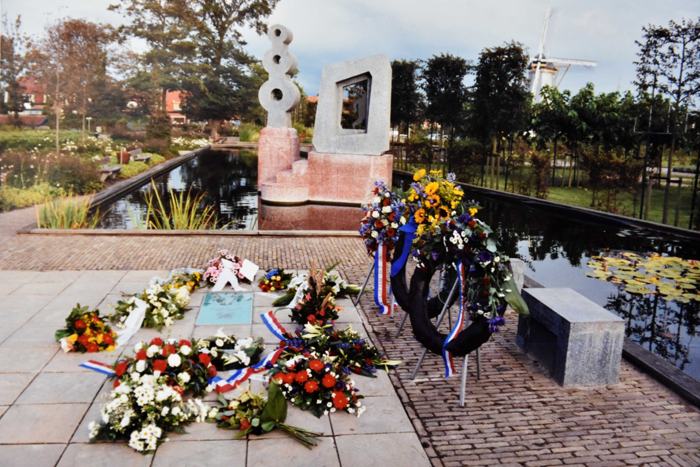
[0,115,48,127]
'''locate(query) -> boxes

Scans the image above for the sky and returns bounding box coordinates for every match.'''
[3,0,699,97]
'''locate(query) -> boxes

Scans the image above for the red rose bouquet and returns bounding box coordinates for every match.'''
[55,303,118,353]
[111,338,216,397]
[289,268,341,326]
[269,353,365,418]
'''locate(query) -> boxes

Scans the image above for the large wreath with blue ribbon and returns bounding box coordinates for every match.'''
[366,170,529,377]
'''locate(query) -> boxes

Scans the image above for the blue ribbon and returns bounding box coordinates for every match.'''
[391,217,417,277]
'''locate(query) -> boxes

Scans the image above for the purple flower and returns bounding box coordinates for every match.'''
[487,316,506,333]
[478,250,493,263]
[432,252,439,260]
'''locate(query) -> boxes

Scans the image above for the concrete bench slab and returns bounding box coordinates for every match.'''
[100,166,122,182]
[517,287,624,387]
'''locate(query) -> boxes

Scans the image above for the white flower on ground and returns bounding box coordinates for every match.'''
[135,360,146,373]
[180,345,191,356]
[168,354,182,367]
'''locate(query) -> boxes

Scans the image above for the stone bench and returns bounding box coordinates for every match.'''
[133,155,151,163]
[100,166,122,182]
[517,288,624,387]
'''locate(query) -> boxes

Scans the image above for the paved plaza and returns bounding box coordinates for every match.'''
[0,211,698,466]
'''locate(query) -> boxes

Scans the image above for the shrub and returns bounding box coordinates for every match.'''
[49,156,103,194]
[118,161,149,178]
[0,183,65,212]
[140,138,175,158]
[146,112,172,141]
[239,123,261,142]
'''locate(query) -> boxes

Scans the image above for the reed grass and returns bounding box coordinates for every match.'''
[35,193,106,229]
[142,181,223,230]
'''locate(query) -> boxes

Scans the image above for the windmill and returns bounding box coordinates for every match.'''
[528,7,597,103]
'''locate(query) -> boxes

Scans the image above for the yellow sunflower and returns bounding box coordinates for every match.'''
[425,195,440,208]
[425,182,439,195]
[438,205,450,220]
[413,169,426,181]
[414,208,426,223]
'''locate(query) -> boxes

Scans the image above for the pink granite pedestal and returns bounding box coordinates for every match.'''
[260,151,393,205]
[257,127,300,190]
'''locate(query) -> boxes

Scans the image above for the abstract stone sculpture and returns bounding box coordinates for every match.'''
[258,24,301,128]
[313,55,392,155]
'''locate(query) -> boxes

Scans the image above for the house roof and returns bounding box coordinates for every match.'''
[0,115,48,127]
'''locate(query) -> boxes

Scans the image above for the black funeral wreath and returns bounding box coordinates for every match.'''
[390,216,529,357]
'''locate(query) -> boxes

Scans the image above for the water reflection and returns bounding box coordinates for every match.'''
[98,150,259,230]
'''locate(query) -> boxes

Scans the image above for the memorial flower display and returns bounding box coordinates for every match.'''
[269,353,365,418]
[258,268,294,292]
[406,169,465,239]
[110,282,191,332]
[206,382,322,449]
[272,264,360,307]
[289,268,342,326]
[111,338,215,397]
[411,205,527,321]
[89,376,207,454]
[282,323,401,377]
[55,303,118,353]
[162,270,202,293]
[360,180,407,256]
[203,249,247,286]
[195,329,265,371]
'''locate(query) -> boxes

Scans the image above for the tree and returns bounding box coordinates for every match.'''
[466,41,530,186]
[0,15,31,122]
[180,0,279,138]
[390,59,423,139]
[634,18,700,223]
[109,0,196,139]
[531,85,571,184]
[422,53,469,137]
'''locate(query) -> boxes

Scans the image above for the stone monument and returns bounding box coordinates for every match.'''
[257,24,301,191]
[259,26,393,205]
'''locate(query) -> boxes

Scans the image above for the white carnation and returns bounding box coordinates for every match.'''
[168,354,182,367]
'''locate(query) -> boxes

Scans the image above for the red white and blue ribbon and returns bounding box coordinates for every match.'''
[209,347,286,393]
[442,262,466,377]
[374,244,392,315]
[260,311,288,340]
[79,360,115,376]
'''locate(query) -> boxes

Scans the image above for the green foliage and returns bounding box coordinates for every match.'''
[145,113,172,141]
[141,182,222,230]
[117,161,149,178]
[36,193,106,229]
[239,123,261,142]
[422,53,470,131]
[0,183,65,211]
[391,60,424,132]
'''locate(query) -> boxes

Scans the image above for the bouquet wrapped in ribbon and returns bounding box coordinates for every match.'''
[289,268,342,326]
[110,282,191,332]
[359,180,407,256]
[272,264,360,307]
[89,376,207,454]
[258,268,294,293]
[283,323,401,377]
[203,249,247,286]
[195,329,265,371]
[55,303,118,353]
[111,338,216,397]
[269,353,365,418]
[207,382,322,449]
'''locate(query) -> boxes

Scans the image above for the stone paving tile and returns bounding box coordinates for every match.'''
[353,371,398,397]
[0,444,66,467]
[189,293,205,307]
[120,270,172,282]
[0,406,6,418]
[0,373,36,405]
[152,440,247,467]
[110,281,151,296]
[165,419,246,442]
[248,436,340,467]
[330,395,414,435]
[0,326,21,343]
[0,295,54,328]
[0,282,23,295]
[43,348,123,373]
[13,281,71,296]
[0,403,88,443]
[3,325,61,346]
[70,402,103,444]
[335,432,432,467]
[25,293,106,327]
[33,271,84,283]
[255,406,333,439]
[58,443,153,467]
[0,344,57,373]
[0,270,40,282]
[16,372,106,404]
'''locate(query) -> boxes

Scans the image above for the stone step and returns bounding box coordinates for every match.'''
[260,181,309,204]
[291,159,308,176]
[275,170,297,184]
[276,160,309,184]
